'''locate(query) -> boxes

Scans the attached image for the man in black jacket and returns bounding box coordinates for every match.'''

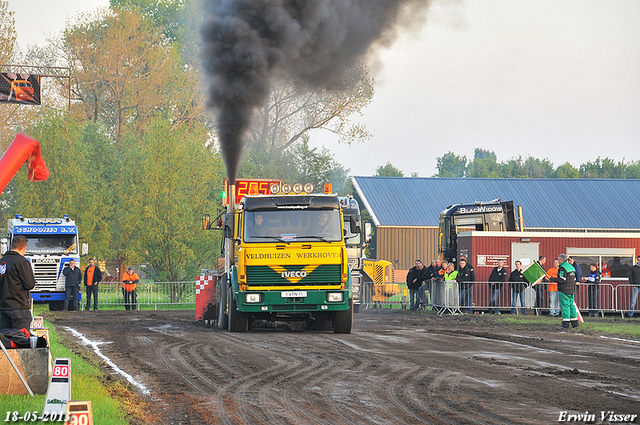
[488,259,507,314]
[0,235,36,330]
[456,258,476,314]
[509,261,529,315]
[63,260,82,311]
[406,260,428,311]
[628,255,640,317]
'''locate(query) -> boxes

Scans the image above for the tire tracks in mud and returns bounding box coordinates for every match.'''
[54,311,640,425]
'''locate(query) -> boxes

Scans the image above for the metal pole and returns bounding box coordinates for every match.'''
[0,337,34,396]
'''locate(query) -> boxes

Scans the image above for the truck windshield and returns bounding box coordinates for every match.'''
[244,210,342,243]
[24,235,78,255]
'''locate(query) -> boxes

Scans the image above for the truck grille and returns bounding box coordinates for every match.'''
[32,263,60,292]
[246,264,341,286]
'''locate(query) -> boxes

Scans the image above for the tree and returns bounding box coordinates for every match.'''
[247,65,374,152]
[116,115,223,282]
[61,7,190,142]
[434,152,467,177]
[110,0,203,66]
[237,135,350,194]
[0,1,16,64]
[8,112,116,261]
[0,2,39,153]
[580,157,630,179]
[553,162,580,179]
[375,162,404,177]
[466,149,499,178]
[523,156,554,178]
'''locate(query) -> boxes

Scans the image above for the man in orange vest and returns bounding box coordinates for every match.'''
[121,267,139,311]
[83,258,103,312]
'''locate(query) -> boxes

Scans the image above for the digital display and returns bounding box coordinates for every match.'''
[224,178,281,205]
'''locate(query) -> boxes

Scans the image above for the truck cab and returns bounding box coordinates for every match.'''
[207,181,354,333]
[2,215,88,310]
[439,199,517,262]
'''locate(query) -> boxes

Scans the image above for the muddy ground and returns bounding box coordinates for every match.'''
[48,309,640,425]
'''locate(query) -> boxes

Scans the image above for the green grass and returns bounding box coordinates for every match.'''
[0,316,136,424]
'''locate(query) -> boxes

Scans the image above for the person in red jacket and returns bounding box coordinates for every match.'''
[121,267,139,311]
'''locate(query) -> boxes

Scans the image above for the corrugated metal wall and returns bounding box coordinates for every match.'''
[377,226,439,270]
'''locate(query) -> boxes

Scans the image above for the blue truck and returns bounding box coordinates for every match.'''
[1,215,88,310]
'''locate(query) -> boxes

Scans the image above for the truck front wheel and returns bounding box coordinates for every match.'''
[228,288,249,332]
[333,299,353,334]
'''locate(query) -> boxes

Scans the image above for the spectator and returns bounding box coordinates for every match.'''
[0,235,36,330]
[122,267,140,311]
[628,255,640,317]
[546,259,560,316]
[509,261,529,315]
[406,260,428,311]
[534,256,547,316]
[552,254,578,328]
[443,262,457,282]
[84,258,103,312]
[584,263,601,317]
[63,260,82,311]
[488,259,507,314]
[425,259,444,306]
[456,258,475,314]
[569,257,583,287]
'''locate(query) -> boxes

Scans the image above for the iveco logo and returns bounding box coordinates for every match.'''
[281,271,307,278]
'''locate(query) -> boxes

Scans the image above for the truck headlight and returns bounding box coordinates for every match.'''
[245,293,262,303]
[326,292,343,303]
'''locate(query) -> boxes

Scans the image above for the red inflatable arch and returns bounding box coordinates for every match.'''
[0,134,50,194]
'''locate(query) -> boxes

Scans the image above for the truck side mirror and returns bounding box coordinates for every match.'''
[223,214,235,239]
[349,216,361,234]
[81,243,89,257]
[202,214,211,230]
[364,222,372,243]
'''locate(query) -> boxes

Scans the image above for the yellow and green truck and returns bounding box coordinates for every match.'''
[204,180,354,333]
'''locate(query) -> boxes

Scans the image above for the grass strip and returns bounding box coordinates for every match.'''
[0,317,146,424]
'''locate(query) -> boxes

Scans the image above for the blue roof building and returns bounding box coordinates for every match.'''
[351,177,640,268]
[352,177,640,230]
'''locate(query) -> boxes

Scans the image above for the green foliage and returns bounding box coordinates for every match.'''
[553,162,580,178]
[434,149,639,179]
[466,149,499,178]
[9,113,116,261]
[374,162,404,177]
[435,152,467,177]
[117,116,223,281]
[238,135,350,194]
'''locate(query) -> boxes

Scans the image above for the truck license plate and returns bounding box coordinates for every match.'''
[281,291,307,298]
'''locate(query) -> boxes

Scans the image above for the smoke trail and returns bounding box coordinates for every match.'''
[201,0,431,183]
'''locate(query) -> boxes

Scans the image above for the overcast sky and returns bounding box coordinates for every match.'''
[9,0,640,177]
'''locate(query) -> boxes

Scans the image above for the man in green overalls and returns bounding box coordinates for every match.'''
[552,254,578,329]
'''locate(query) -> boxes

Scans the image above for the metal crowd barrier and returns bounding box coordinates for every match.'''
[358,279,636,316]
[90,281,197,310]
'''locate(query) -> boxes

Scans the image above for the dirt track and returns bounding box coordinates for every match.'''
[49,309,640,425]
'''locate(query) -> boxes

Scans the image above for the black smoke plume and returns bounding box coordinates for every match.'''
[201,0,431,183]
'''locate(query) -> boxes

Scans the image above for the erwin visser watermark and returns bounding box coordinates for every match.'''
[558,411,638,423]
